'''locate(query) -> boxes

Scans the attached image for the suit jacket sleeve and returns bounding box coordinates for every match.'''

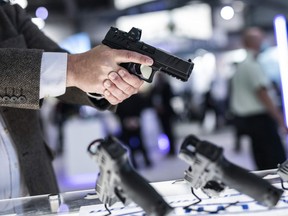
[0,3,114,111]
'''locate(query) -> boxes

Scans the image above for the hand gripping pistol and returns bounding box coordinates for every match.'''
[102,27,194,83]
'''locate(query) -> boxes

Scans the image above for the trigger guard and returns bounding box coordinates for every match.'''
[120,63,155,83]
[128,63,142,75]
[120,63,141,75]
[114,187,127,204]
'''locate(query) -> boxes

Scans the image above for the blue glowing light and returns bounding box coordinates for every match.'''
[129,136,140,149]
[36,6,48,20]
[157,133,170,154]
[274,15,288,155]
[58,204,69,213]
[274,15,288,127]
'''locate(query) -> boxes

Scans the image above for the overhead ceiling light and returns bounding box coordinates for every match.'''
[10,0,28,9]
[31,18,45,29]
[220,6,235,20]
[36,6,49,20]
[114,0,155,10]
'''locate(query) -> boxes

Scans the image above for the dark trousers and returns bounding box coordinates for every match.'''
[120,128,151,169]
[159,115,176,155]
[234,113,286,170]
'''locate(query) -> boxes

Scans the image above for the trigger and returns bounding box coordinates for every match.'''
[114,187,127,204]
[140,65,152,76]
[139,65,155,83]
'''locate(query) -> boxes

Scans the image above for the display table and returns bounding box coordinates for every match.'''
[0,175,288,216]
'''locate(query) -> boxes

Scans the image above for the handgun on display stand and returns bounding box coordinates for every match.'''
[87,135,174,216]
[102,27,194,83]
[178,134,284,208]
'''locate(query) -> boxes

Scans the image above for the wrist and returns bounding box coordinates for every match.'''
[67,54,77,87]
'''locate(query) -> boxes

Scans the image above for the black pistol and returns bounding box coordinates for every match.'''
[102,27,194,83]
[178,134,283,208]
[88,136,174,216]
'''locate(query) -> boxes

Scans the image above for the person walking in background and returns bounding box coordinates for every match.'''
[150,73,177,156]
[116,93,152,169]
[230,27,287,170]
[51,101,81,156]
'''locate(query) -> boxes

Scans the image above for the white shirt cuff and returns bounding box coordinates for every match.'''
[39,52,67,99]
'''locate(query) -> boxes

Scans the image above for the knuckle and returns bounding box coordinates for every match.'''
[130,76,141,85]
[110,101,118,105]
[126,52,134,61]
[135,80,142,88]
[140,56,146,63]
[119,94,127,101]
[124,86,133,94]
[108,100,117,105]
[106,96,117,105]
[102,48,113,58]
[119,90,129,99]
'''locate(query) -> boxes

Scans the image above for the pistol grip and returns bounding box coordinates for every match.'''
[120,62,156,83]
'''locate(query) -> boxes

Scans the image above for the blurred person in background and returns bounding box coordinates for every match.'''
[0,1,153,200]
[116,92,152,169]
[227,62,245,152]
[150,73,177,156]
[230,27,287,170]
[51,101,81,156]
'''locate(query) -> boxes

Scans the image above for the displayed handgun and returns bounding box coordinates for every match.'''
[277,159,288,182]
[102,27,194,83]
[178,134,284,208]
[87,135,174,216]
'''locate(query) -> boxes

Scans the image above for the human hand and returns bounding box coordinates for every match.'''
[66,45,153,105]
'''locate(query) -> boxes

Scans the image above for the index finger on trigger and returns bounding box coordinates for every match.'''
[114,49,154,66]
